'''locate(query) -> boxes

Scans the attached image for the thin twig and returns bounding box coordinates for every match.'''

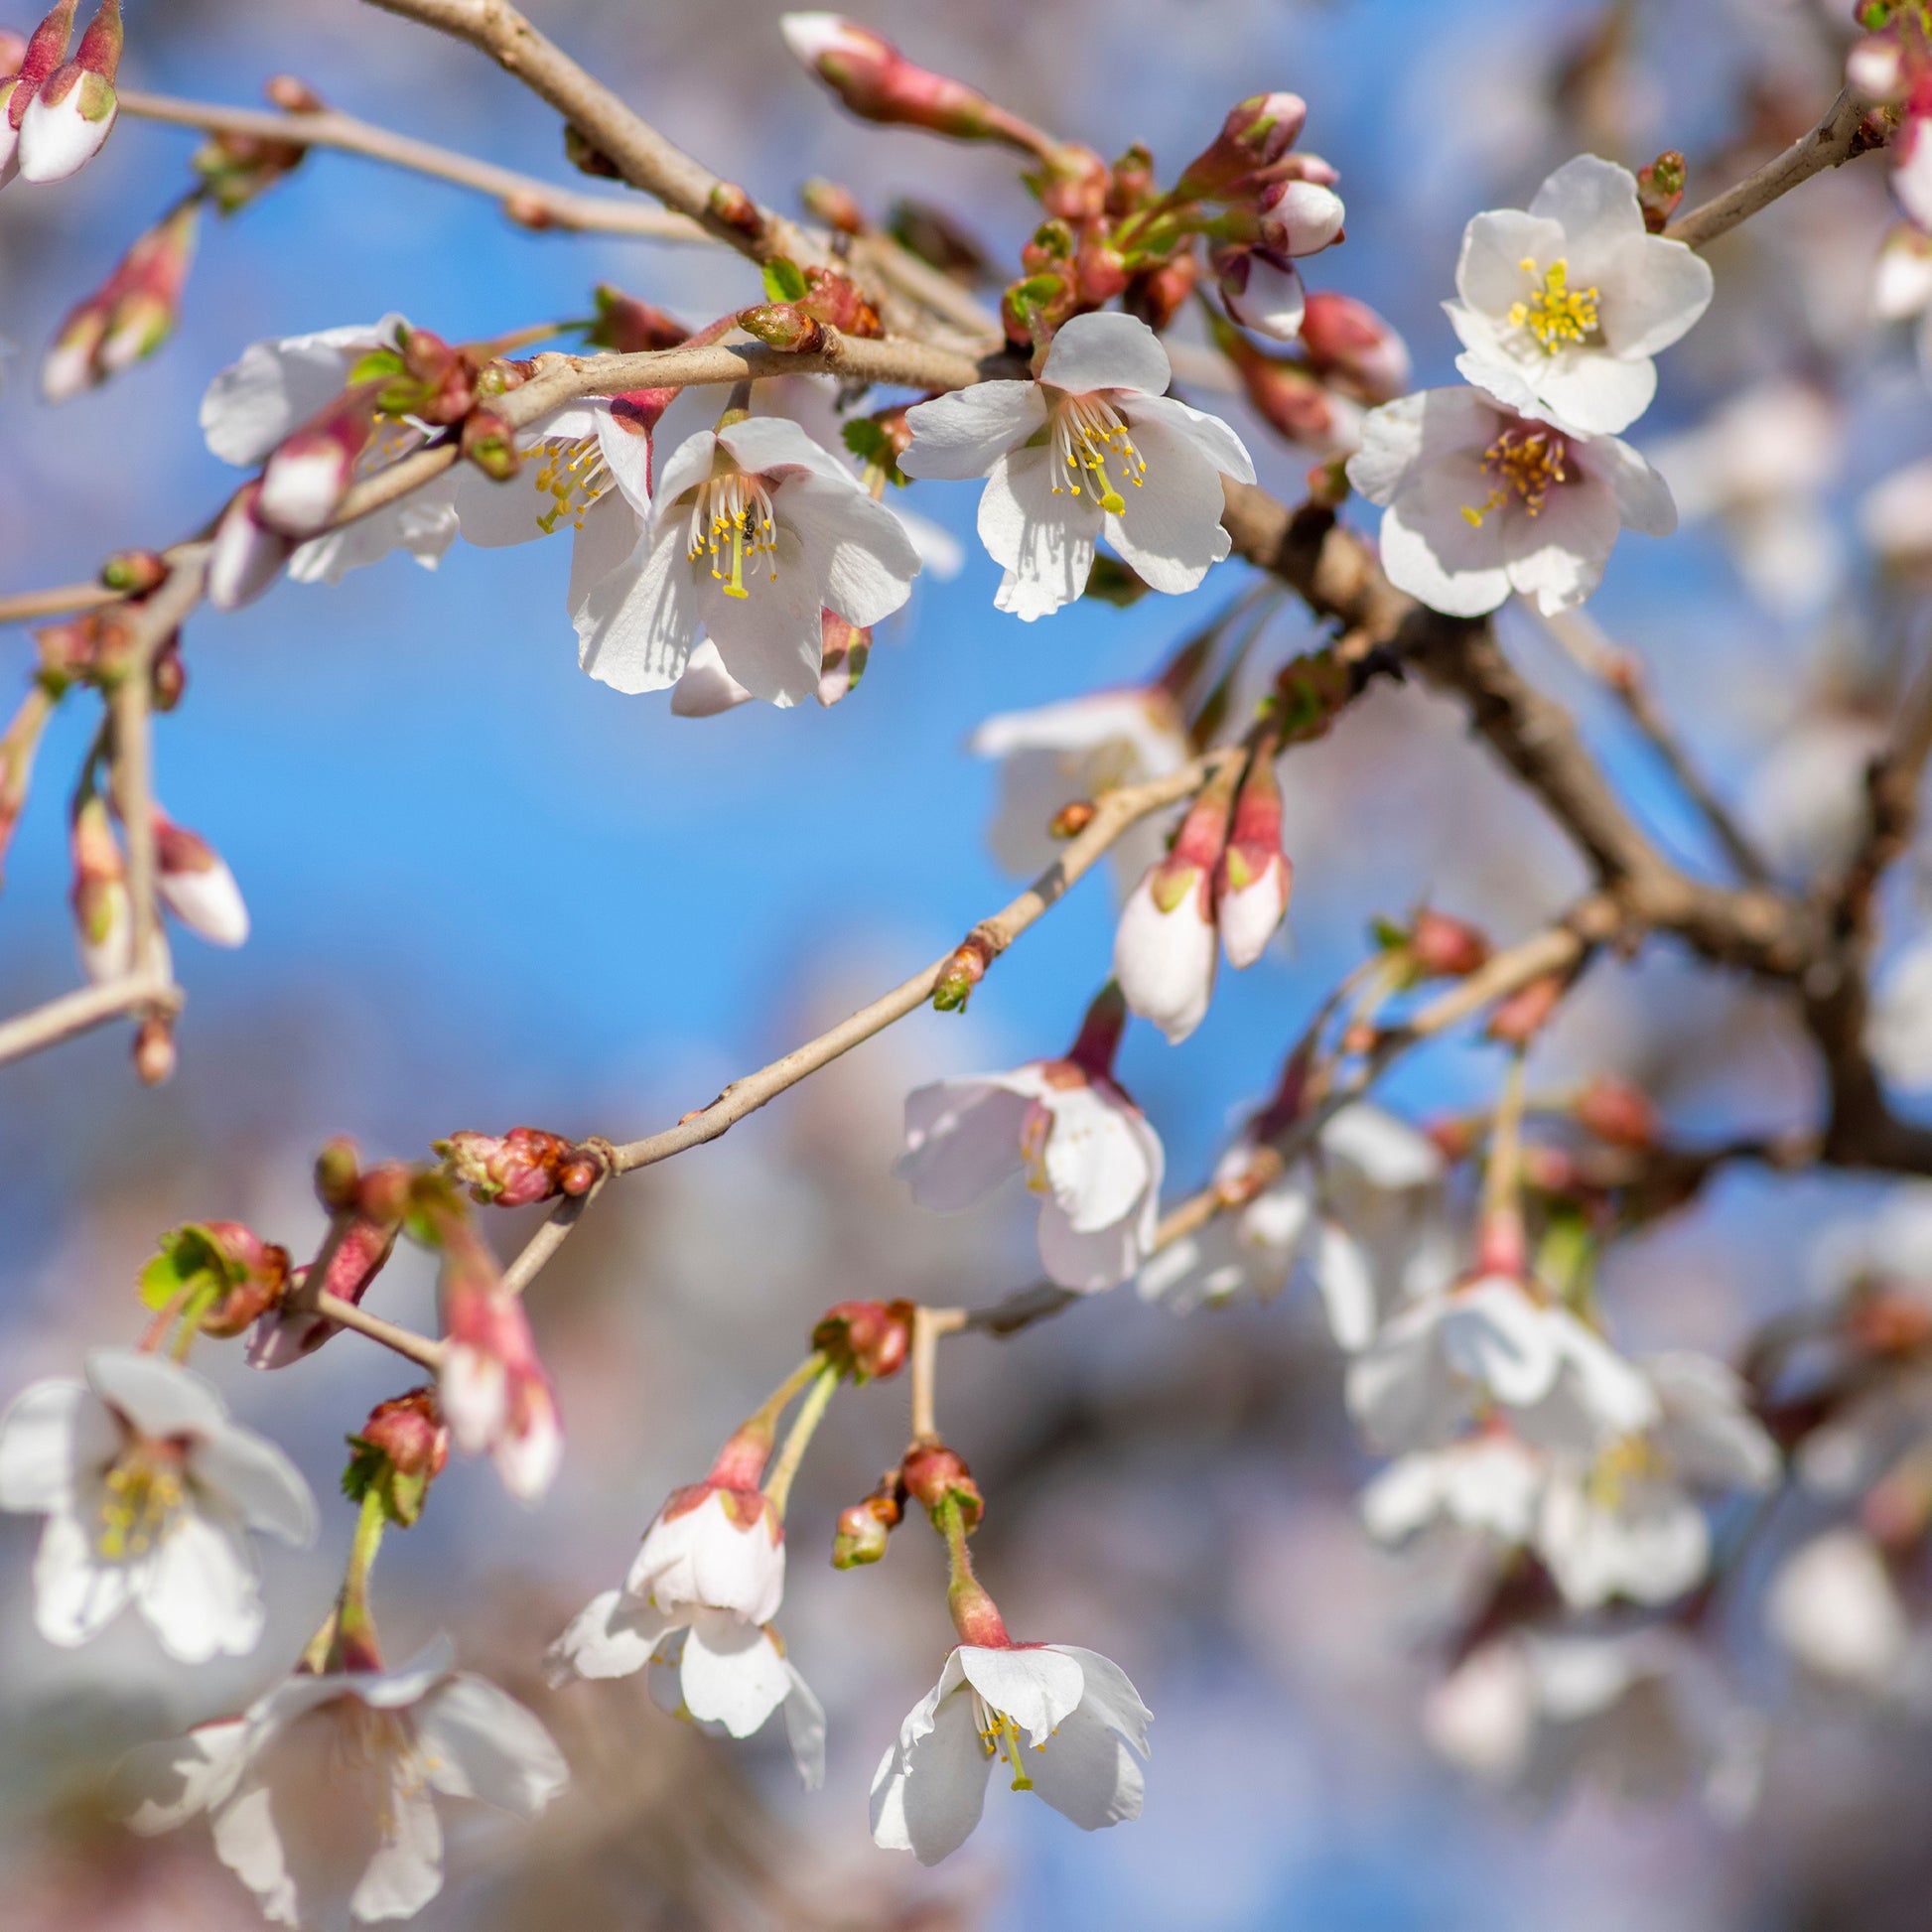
[313,1288,446,1370]
[119,89,706,240]
[909,1306,966,1445]
[1666,88,1874,251]
[0,973,180,1068]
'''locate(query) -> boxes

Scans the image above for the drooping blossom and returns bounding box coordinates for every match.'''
[897,989,1163,1292]
[969,684,1191,889]
[118,1636,568,1929]
[1532,1352,1778,1609]
[899,311,1256,621]
[1112,760,1230,1043]
[1361,1426,1546,1547]
[1426,1628,1764,1821]
[0,1348,317,1662]
[1346,386,1674,617]
[1446,154,1713,437]
[200,318,460,592]
[870,1641,1151,1864]
[546,1474,823,1786]
[574,413,920,705]
[1346,1272,1659,1455]
[438,1235,563,1504]
[1141,1101,1449,1346]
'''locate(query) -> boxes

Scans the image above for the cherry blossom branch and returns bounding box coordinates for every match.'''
[117,87,706,239]
[1533,606,1773,887]
[312,1289,446,1371]
[360,0,824,267]
[908,1306,966,1445]
[0,971,181,1068]
[491,749,1243,1300]
[1665,88,1875,251]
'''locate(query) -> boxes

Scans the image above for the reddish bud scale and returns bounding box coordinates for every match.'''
[932,932,993,1013]
[1298,290,1410,404]
[1409,909,1491,978]
[1848,1294,1932,1355]
[1125,250,1199,333]
[1426,1114,1484,1162]
[1066,980,1129,1080]
[360,1389,450,1479]
[11,0,74,120]
[1048,798,1097,838]
[1486,972,1569,1045]
[1075,229,1131,305]
[1573,1076,1659,1150]
[812,1300,912,1382]
[133,1012,176,1086]
[1107,143,1156,215]
[1173,91,1310,203]
[588,284,688,354]
[439,1126,598,1206]
[1635,151,1686,232]
[802,177,867,234]
[901,1443,983,1529]
[707,180,763,238]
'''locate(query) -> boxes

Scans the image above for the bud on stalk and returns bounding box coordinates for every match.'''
[132,1009,175,1085]
[17,0,120,185]
[1253,178,1346,258]
[1114,761,1237,1043]
[0,684,55,883]
[586,283,687,354]
[802,176,866,234]
[1124,248,1198,333]
[1408,908,1490,979]
[257,381,383,537]
[1208,309,1359,453]
[154,808,248,947]
[1298,290,1410,402]
[1634,151,1687,232]
[1215,746,1291,969]
[1573,1075,1659,1150]
[811,1300,911,1382]
[44,197,201,401]
[1173,92,1310,202]
[69,790,130,982]
[1215,244,1306,343]
[779,13,1054,157]
[0,0,74,181]
[437,1126,602,1206]
[207,481,295,610]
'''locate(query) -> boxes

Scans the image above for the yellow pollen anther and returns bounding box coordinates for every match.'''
[1506,256,1599,354]
[1587,1433,1665,1510]
[97,1453,185,1561]
[686,469,779,600]
[979,1709,1037,1791]
[1050,393,1146,517]
[1460,423,1572,527]
[532,434,612,536]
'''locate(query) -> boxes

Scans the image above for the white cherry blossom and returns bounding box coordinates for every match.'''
[1361,1428,1546,1547]
[1346,1274,1659,1455]
[1533,1352,1778,1609]
[1139,1102,1447,1345]
[899,311,1256,621]
[1867,929,1932,1091]
[0,1349,317,1663]
[1766,1527,1932,1702]
[1347,386,1674,617]
[1447,154,1714,437]
[545,1481,822,1787]
[1874,222,1932,375]
[870,1641,1151,1864]
[574,414,920,706]
[969,685,1191,890]
[118,1637,568,1929]
[200,318,459,587]
[897,1055,1164,1292]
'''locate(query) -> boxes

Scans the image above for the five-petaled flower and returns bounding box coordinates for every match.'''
[899,311,1256,621]
[870,1641,1151,1865]
[117,1636,568,1929]
[574,412,921,706]
[1446,155,1713,437]
[545,1478,824,1786]
[0,1348,317,1662]
[1347,387,1674,617]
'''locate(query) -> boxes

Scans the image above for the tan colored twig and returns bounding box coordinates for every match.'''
[0,972,182,1069]
[118,88,706,240]
[313,1288,447,1371]
[908,1306,966,1445]
[1666,88,1874,251]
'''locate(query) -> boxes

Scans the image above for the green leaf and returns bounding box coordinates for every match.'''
[345,347,406,388]
[842,418,906,486]
[761,257,809,304]
[138,1224,230,1313]
[1369,915,1408,952]
[1536,1207,1598,1313]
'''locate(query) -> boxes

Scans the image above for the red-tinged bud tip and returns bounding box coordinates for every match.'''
[437,1126,600,1206]
[588,284,688,354]
[314,1136,360,1210]
[1486,972,1568,1045]
[360,1388,450,1479]
[460,409,519,481]
[802,176,866,233]
[901,1442,983,1528]
[1299,290,1411,403]
[812,1300,912,1382]
[932,933,993,1013]
[1409,909,1491,978]
[264,73,325,113]
[1066,979,1129,1078]
[737,302,828,352]
[706,180,762,237]
[1049,798,1097,839]
[832,1499,894,1567]
[354,1161,416,1229]
[1573,1076,1659,1150]
[1634,151,1687,232]
[133,1012,176,1086]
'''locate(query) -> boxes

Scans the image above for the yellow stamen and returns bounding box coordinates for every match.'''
[532,433,612,536]
[1459,422,1572,527]
[1050,393,1147,517]
[686,468,779,600]
[1587,1433,1665,1511]
[1506,256,1599,355]
[97,1452,185,1561]
[978,1707,1038,1791]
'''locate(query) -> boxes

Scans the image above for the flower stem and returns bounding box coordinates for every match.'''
[935,1491,1009,1647]
[334,1485,388,1671]
[709,1351,828,1489]
[908,1305,965,1446]
[762,1361,840,1520]
[1478,1049,1529,1278]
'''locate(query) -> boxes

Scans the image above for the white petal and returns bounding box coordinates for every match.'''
[1455,209,1569,317]
[209,1779,301,1926]
[0,1379,108,1514]
[84,1349,228,1441]
[957,1643,1085,1745]
[1320,1104,1443,1190]
[870,1683,990,1864]
[1511,349,1657,440]
[201,320,400,468]
[16,86,116,185]
[1528,154,1646,262]
[695,529,824,707]
[900,382,1047,481]
[1101,414,1235,598]
[1038,1084,1159,1232]
[193,1427,318,1547]
[117,1718,252,1834]
[1596,232,1714,359]
[135,1508,265,1663]
[718,413,854,484]
[566,486,645,620]
[575,527,699,695]
[1344,393,1428,505]
[1123,389,1258,483]
[979,446,1099,620]
[680,1614,792,1736]
[33,1509,131,1646]
[773,472,921,625]
[417,1674,569,1817]
[1313,1219,1379,1351]
[1378,495,1511,618]
[782,1662,827,1790]
[1038,312,1173,399]
[1501,472,1621,615]
[347,1774,444,1922]
[1583,434,1677,538]
[897,1078,1031,1210]
[1046,1644,1152,1755]
[545,1588,671,1684]
[596,399,657,514]
[1026,1700,1146,1831]
[652,429,721,511]
[670,638,756,716]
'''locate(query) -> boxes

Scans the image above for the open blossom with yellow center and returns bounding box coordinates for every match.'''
[1446,155,1713,436]
[574,413,921,707]
[1348,387,1675,618]
[119,1636,568,1927]
[900,310,1255,621]
[0,1349,316,1662]
[871,1642,1152,1865]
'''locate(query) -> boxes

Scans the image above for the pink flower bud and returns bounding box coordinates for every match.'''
[40,293,104,401]
[16,0,118,184]
[1256,178,1345,257]
[360,1388,450,1480]
[1409,908,1490,978]
[69,792,130,982]
[1173,91,1309,201]
[900,1443,984,1530]
[439,1233,563,1503]
[438,1126,600,1206]
[1118,771,1236,1044]
[812,1299,911,1382]
[258,383,380,537]
[1217,245,1306,342]
[1849,33,1907,103]
[779,12,1043,151]
[1215,753,1291,969]
[154,808,247,947]
[0,0,72,180]
[1299,290,1411,402]
[0,30,26,73]
[1573,1076,1659,1150]
[207,482,294,610]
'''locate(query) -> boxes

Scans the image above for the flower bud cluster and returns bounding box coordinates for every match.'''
[437,1127,605,1206]
[739,258,882,351]
[1,0,121,189]
[43,199,200,402]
